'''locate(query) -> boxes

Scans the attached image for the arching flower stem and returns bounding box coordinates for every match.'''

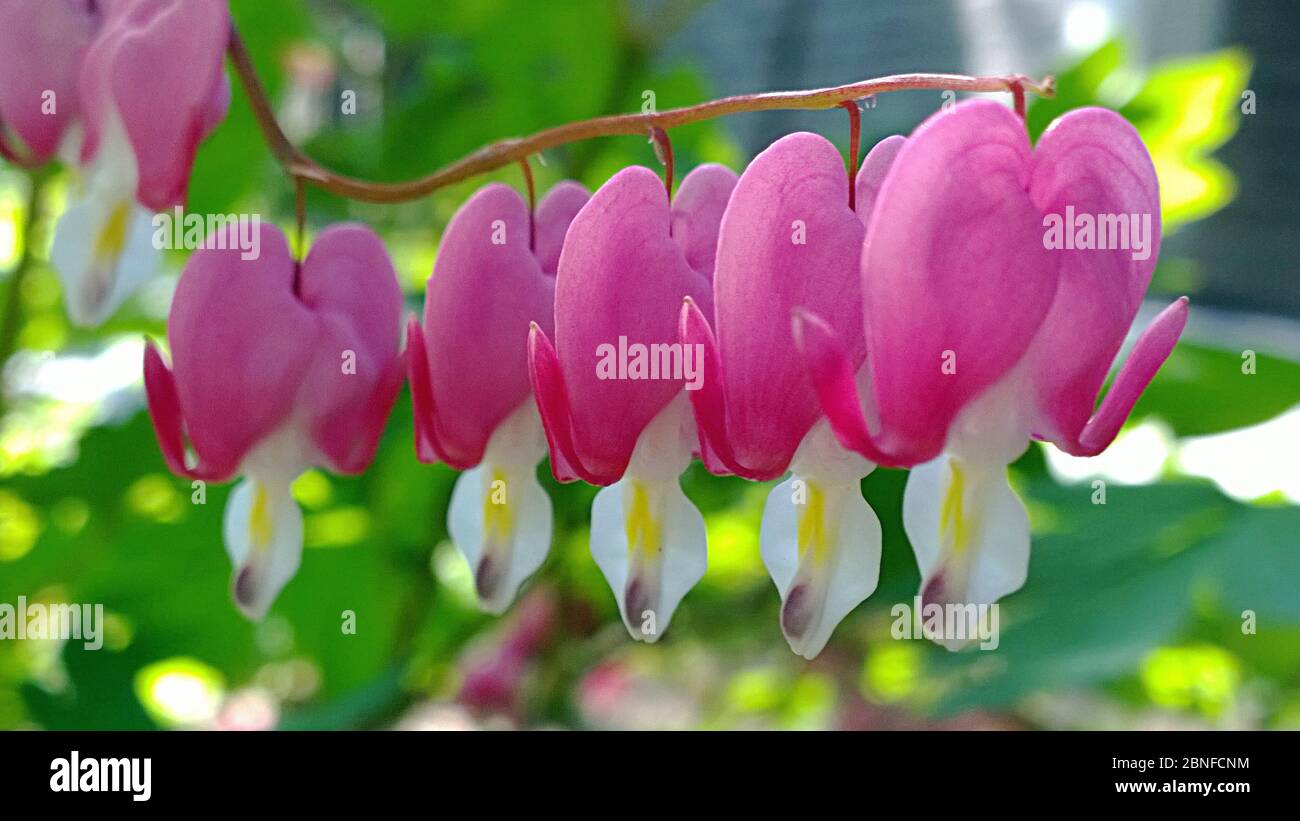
[226,25,1053,205]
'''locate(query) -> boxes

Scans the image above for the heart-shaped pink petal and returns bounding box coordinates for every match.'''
[1022,107,1178,452]
[148,221,402,480]
[413,181,588,469]
[530,164,730,484]
[856,100,1061,466]
[689,132,901,480]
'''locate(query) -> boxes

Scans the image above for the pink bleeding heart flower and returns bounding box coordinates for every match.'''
[78,0,232,211]
[50,0,232,327]
[407,179,589,613]
[144,221,403,619]
[681,131,904,659]
[528,162,737,641]
[0,0,100,166]
[457,589,557,717]
[796,100,1187,644]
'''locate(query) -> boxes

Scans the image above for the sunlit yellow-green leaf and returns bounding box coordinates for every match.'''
[1140,644,1241,717]
[134,657,225,728]
[0,490,41,561]
[1122,48,1252,232]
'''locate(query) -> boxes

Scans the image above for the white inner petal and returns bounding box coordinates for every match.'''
[49,106,160,327]
[222,424,317,621]
[447,401,553,614]
[902,454,1030,620]
[759,421,881,660]
[223,475,303,621]
[589,395,706,642]
[944,359,1034,468]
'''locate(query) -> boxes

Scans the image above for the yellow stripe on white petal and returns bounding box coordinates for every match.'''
[760,421,881,660]
[448,402,553,614]
[221,425,315,621]
[590,395,706,642]
[902,453,1030,649]
[223,476,304,621]
[49,106,160,328]
[51,193,159,327]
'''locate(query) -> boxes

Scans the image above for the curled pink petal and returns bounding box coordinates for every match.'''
[679,296,747,477]
[143,339,234,482]
[546,165,716,483]
[1023,107,1166,448]
[792,308,893,466]
[527,322,592,484]
[1074,297,1189,455]
[406,316,457,466]
[142,340,188,474]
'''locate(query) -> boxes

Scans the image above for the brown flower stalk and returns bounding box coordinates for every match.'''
[226,26,1053,205]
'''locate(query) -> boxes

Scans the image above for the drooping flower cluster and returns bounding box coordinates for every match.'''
[796,101,1186,644]
[0,0,231,325]
[120,82,1183,655]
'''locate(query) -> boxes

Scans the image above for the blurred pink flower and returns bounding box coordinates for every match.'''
[0,0,232,326]
[457,590,557,716]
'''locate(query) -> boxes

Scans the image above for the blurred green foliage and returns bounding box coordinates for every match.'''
[0,4,1295,730]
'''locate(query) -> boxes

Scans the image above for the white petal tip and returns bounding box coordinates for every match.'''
[760,466,882,664]
[779,584,830,660]
[627,628,663,645]
[472,554,517,615]
[222,475,305,622]
[446,424,554,620]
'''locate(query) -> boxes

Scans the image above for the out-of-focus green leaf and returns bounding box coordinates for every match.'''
[188,0,313,216]
[1121,48,1252,231]
[924,478,1299,715]
[1026,39,1126,139]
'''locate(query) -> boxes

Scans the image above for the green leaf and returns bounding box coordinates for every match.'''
[925,478,1300,715]
[1120,48,1252,231]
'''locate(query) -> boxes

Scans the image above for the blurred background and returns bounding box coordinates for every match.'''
[1,0,1297,730]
